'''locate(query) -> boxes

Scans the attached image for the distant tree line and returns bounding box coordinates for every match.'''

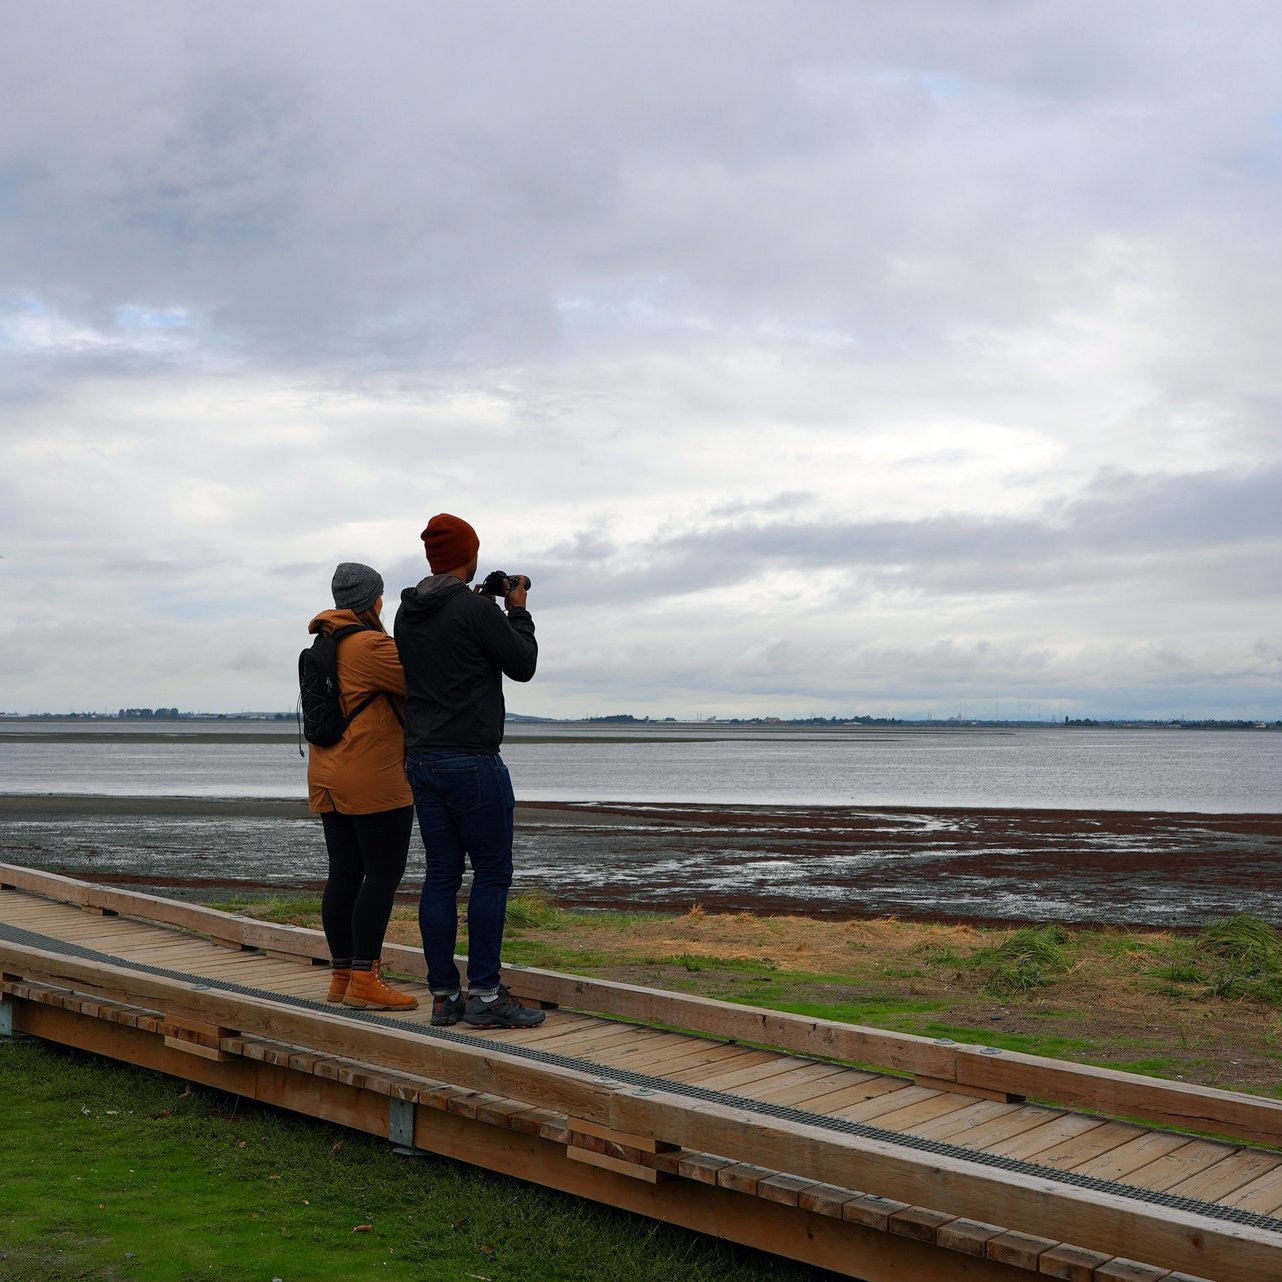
[117,707,180,720]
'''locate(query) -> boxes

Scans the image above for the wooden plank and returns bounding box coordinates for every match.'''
[800,1075,912,1114]
[1006,1121,1144,1169]
[797,1182,864,1219]
[986,1230,1057,1270]
[1092,1261,1172,1282]
[916,1073,1019,1103]
[910,1098,1023,1140]
[748,1067,880,1108]
[1220,1164,1282,1213]
[1121,1139,1239,1192]
[737,1062,854,1100]
[1035,1242,1114,1280]
[665,1049,780,1083]
[566,1143,663,1183]
[937,1218,1006,1257]
[718,1163,775,1196]
[567,1118,678,1155]
[756,1173,820,1207]
[981,1112,1102,1159]
[953,1042,1282,1149]
[1163,1150,1282,1203]
[628,1043,760,1078]
[869,1091,982,1133]
[889,1205,955,1242]
[162,1034,231,1061]
[678,1053,817,1093]
[677,1153,735,1185]
[843,1193,912,1230]
[1071,1133,1195,1182]
[510,1019,646,1056]
[830,1084,944,1123]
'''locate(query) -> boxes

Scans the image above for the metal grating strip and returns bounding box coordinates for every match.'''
[3,917,1281,1235]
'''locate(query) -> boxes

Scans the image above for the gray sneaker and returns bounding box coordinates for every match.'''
[431,992,466,1026]
[463,984,547,1029]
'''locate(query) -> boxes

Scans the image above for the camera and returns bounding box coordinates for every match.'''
[479,570,531,598]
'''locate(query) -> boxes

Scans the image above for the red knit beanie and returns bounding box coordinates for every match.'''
[421,513,480,573]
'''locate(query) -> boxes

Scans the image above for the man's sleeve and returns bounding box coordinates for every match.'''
[476,602,537,682]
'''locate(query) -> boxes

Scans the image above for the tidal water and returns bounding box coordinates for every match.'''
[3,721,1281,812]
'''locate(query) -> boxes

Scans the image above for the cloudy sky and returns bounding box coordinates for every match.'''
[3,1,1280,720]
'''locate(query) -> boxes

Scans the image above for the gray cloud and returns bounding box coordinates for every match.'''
[2,2,1281,717]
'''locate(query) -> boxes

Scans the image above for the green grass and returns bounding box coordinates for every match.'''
[203,894,325,926]
[967,924,1076,997]
[0,1039,830,1282]
[1143,914,1282,1006]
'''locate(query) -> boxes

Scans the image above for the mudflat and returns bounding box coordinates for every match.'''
[2,793,1279,927]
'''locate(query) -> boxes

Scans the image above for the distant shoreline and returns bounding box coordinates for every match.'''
[3,792,1281,821]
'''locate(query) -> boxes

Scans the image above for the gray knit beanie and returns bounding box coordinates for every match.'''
[331,562,383,614]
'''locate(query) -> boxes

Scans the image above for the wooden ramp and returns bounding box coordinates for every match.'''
[3,864,1282,1282]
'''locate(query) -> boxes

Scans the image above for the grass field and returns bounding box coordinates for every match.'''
[0,1039,831,1282]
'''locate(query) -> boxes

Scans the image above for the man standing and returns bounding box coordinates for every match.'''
[394,513,545,1029]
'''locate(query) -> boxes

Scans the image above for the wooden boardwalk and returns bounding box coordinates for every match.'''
[3,863,1282,1281]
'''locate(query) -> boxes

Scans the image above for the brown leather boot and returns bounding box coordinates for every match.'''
[326,968,351,1003]
[342,961,419,1011]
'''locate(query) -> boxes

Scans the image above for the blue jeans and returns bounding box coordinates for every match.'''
[406,751,515,995]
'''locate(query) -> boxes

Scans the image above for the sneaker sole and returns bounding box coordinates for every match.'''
[463,1011,546,1029]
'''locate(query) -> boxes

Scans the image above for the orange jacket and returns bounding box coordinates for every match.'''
[305,608,413,815]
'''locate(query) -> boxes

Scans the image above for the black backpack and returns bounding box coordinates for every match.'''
[297,624,387,749]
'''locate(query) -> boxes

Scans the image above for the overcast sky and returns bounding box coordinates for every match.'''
[3,1,1280,720]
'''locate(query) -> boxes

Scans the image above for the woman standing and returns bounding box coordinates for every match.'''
[307,562,418,1010]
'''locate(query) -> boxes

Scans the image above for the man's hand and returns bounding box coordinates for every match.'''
[506,580,528,610]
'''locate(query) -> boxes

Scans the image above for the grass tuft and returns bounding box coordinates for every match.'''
[1195,914,1282,1004]
[969,924,1075,998]
[504,892,564,930]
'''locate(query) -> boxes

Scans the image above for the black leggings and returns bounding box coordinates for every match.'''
[319,805,413,964]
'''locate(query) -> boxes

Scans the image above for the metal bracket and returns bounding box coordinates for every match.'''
[388,1097,422,1154]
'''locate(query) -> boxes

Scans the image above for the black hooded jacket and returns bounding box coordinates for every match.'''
[393,574,537,755]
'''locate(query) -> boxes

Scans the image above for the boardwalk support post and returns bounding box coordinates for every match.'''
[388,1097,422,1154]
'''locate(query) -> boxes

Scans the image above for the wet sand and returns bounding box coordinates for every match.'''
[2,794,1279,928]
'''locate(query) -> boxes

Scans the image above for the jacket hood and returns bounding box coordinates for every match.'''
[398,573,469,622]
[308,607,379,636]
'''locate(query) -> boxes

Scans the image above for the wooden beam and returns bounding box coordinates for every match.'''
[954,1044,1282,1149]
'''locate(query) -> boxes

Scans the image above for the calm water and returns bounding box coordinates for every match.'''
[1,721,1280,812]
